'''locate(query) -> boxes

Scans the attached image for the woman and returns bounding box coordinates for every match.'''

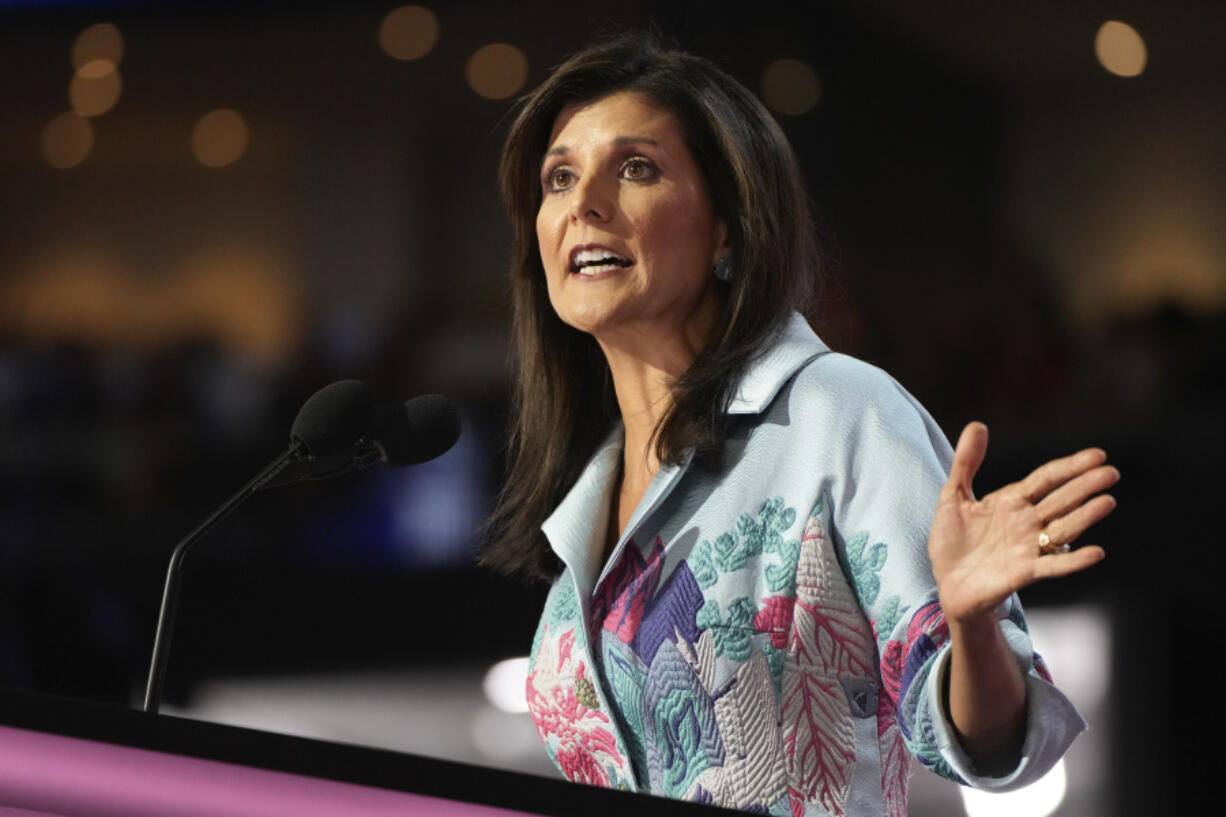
[482,34,1117,816]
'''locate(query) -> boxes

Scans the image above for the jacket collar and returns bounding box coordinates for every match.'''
[541,313,829,598]
[541,426,623,603]
[727,312,830,414]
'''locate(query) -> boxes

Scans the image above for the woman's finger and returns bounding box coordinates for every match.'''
[946,422,989,497]
[1040,494,1118,547]
[1034,464,1120,524]
[1030,543,1106,581]
[1018,447,1108,503]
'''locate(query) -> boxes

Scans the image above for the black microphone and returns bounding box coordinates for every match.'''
[288,379,378,458]
[142,380,375,714]
[257,393,463,488]
[376,393,462,466]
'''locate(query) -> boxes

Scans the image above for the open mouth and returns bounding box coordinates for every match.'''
[569,247,633,275]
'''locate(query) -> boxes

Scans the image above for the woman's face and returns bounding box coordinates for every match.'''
[535,91,727,351]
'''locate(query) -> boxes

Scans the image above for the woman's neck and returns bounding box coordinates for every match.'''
[600,335,693,486]
[596,306,718,552]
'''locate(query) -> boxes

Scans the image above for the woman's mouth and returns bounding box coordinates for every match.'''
[569,247,634,276]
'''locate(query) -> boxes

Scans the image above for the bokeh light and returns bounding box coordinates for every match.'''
[40,111,94,169]
[1095,20,1147,77]
[482,657,529,713]
[71,22,123,69]
[191,109,250,168]
[761,58,821,116]
[961,759,1068,817]
[465,43,528,100]
[69,59,122,116]
[378,5,439,61]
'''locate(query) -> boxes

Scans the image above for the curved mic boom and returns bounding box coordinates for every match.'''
[142,380,376,714]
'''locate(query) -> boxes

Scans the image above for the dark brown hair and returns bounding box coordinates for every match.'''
[481,33,821,581]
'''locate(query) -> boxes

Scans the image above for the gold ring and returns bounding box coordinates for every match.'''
[1038,531,1069,555]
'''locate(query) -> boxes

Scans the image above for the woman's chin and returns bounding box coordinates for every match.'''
[556,307,622,338]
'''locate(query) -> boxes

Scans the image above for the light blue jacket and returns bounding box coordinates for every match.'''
[525,314,1084,816]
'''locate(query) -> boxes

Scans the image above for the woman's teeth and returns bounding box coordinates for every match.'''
[575,262,624,275]
[572,248,631,273]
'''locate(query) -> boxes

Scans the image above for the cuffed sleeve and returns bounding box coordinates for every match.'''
[922,612,1087,791]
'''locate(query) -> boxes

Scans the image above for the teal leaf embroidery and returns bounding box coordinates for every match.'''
[692,541,719,590]
[696,597,756,662]
[696,599,721,630]
[695,496,800,592]
[765,538,800,595]
[605,639,649,778]
[845,530,888,607]
[712,532,747,573]
[547,580,579,631]
[763,643,785,692]
[876,595,903,643]
[534,579,578,658]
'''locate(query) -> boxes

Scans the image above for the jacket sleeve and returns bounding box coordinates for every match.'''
[811,354,1085,791]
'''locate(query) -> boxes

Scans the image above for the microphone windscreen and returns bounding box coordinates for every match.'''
[290,380,376,457]
[376,394,462,466]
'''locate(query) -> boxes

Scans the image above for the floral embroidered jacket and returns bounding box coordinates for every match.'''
[525,314,1085,816]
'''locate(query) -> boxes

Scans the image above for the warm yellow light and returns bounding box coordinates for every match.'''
[465,43,528,100]
[0,249,300,362]
[69,60,122,116]
[72,22,124,69]
[78,58,116,80]
[1095,21,1147,77]
[378,5,439,61]
[41,111,94,169]
[761,58,821,116]
[191,109,249,168]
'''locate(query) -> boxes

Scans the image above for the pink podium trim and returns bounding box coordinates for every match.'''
[0,724,537,817]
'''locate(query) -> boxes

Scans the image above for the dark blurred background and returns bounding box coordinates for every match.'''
[1,1,1222,814]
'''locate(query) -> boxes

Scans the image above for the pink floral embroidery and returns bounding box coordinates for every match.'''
[788,787,805,817]
[591,538,665,644]
[557,744,613,786]
[879,599,947,711]
[527,626,625,787]
[877,686,910,817]
[753,595,793,649]
[782,511,875,817]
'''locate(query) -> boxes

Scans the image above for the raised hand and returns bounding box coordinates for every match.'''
[929,422,1119,625]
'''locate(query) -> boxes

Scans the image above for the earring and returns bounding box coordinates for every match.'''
[713,255,733,282]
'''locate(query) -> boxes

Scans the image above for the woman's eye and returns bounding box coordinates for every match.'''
[545,168,574,191]
[622,159,655,180]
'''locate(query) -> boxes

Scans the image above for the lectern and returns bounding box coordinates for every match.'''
[0,687,736,816]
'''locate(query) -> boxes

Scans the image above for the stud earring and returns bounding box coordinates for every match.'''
[713,255,733,282]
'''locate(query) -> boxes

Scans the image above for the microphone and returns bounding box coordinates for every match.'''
[257,393,463,488]
[289,379,377,458]
[142,380,375,714]
[376,393,462,466]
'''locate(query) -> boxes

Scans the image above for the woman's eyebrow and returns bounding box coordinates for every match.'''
[542,135,662,161]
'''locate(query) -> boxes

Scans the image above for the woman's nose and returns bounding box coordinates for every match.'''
[569,175,613,224]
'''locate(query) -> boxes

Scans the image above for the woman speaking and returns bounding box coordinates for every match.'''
[481,34,1118,816]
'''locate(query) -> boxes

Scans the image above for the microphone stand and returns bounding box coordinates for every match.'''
[142,442,306,714]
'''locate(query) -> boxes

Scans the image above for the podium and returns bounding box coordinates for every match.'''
[0,687,735,816]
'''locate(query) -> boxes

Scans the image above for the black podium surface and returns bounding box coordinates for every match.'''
[0,687,741,816]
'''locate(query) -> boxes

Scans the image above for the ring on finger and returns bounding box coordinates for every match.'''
[1038,530,1070,556]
